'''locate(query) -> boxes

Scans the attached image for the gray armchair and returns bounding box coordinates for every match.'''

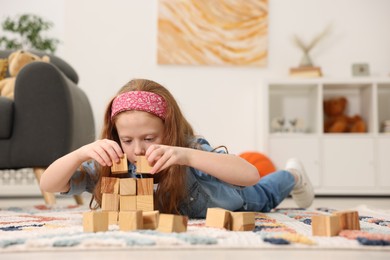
[0,50,95,205]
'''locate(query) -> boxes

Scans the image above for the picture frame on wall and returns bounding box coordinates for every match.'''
[352,63,370,76]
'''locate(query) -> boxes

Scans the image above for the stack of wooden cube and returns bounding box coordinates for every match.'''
[83,155,187,233]
[101,176,155,228]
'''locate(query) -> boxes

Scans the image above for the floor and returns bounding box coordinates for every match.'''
[1,195,389,260]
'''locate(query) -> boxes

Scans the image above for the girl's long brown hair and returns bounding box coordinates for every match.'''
[90,79,195,214]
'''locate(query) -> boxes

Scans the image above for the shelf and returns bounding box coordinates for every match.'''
[323,83,373,133]
[377,83,390,134]
[268,83,318,134]
[262,78,390,195]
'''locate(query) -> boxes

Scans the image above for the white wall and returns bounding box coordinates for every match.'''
[1,0,390,154]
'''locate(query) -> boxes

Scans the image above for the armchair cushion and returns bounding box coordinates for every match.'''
[0,97,13,138]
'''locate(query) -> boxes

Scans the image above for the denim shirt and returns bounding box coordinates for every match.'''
[178,139,245,218]
[64,138,245,219]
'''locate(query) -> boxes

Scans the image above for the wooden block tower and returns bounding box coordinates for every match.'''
[104,155,155,230]
[83,155,188,233]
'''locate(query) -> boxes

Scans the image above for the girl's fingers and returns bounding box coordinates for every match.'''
[93,145,113,166]
[91,150,109,166]
[149,150,174,174]
[101,139,123,162]
[145,144,159,157]
[149,155,165,174]
[146,146,164,168]
[89,139,124,166]
[104,139,123,156]
[146,145,184,173]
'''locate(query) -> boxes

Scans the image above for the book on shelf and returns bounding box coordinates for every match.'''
[289,66,322,78]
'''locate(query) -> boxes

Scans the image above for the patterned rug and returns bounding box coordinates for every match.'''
[0,205,389,252]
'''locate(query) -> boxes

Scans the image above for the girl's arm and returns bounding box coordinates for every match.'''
[40,139,123,193]
[146,145,260,186]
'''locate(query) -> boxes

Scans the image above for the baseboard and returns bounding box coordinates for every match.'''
[315,194,390,198]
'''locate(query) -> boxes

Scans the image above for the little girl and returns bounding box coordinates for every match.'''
[40,78,314,218]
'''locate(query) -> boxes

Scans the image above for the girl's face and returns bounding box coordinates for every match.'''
[115,110,164,164]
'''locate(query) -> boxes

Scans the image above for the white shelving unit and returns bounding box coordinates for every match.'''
[257,78,390,196]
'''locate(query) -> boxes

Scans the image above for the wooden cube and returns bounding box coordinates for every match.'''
[83,211,109,232]
[137,178,154,195]
[136,195,154,211]
[136,156,153,173]
[142,210,160,230]
[205,208,231,229]
[101,193,119,211]
[108,211,119,225]
[120,195,137,211]
[333,210,360,230]
[101,177,119,194]
[312,215,341,236]
[118,210,143,231]
[119,178,137,195]
[111,154,128,174]
[230,212,255,231]
[157,214,188,233]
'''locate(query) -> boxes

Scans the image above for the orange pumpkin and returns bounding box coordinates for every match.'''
[239,151,276,177]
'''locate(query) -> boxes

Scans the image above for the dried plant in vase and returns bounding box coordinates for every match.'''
[292,25,332,67]
[289,25,332,78]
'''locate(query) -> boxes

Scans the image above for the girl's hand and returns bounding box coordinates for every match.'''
[145,143,260,186]
[145,144,188,174]
[76,139,123,167]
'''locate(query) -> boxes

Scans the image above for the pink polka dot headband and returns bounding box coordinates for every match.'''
[111,91,167,120]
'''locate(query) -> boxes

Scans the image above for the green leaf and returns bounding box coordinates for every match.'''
[0,13,59,53]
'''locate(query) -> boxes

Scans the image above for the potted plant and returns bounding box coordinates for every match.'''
[0,14,60,53]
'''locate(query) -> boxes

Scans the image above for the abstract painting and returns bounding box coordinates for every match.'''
[157,0,268,66]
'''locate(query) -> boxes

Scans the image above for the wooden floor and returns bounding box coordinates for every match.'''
[1,196,389,260]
